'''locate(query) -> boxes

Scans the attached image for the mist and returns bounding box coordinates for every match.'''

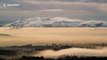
[0,28,107,46]
[34,47,107,58]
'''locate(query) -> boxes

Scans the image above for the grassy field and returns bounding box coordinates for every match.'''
[0,27,107,46]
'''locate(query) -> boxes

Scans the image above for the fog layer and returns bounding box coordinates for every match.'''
[35,47,107,58]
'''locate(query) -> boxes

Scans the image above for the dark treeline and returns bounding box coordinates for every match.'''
[7,43,107,50]
[0,43,107,56]
[0,43,107,60]
[1,56,107,60]
[0,49,17,56]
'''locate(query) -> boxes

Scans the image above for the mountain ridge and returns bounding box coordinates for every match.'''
[4,17,107,28]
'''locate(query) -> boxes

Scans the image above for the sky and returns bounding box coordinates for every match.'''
[0,0,107,24]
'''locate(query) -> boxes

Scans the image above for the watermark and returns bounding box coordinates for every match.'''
[3,3,20,7]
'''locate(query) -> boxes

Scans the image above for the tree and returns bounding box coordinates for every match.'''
[95,23,103,27]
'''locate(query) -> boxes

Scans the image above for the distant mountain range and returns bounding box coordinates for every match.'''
[4,17,107,28]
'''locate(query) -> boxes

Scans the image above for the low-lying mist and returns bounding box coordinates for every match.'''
[34,47,107,58]
[0,28,107,46]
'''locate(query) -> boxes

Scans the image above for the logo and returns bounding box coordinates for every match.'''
[3,3,20,7]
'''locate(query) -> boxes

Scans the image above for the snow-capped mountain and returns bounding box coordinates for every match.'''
[4,17,107,28]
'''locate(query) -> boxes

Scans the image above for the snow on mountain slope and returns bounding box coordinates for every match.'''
[4,17,107,28]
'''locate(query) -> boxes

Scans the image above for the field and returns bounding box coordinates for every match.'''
[0,27,107,46]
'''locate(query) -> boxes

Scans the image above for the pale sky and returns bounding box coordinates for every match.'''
[0,0,107,24]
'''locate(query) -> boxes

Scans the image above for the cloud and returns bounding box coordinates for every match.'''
[22,0,107,12]
[23,0,107,3]
[34,47,107,58]
[0,0,107,23]
[39,9,63,12]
